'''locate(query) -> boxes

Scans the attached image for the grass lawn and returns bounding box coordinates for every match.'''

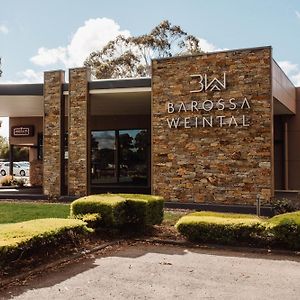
[0,202,186,226]
[163,210,188,226]
[0,202,70,224]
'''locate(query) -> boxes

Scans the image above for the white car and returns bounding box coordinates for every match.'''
[0,162,29,177]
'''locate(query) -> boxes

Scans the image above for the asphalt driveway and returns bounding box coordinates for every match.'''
[1,244,300,300]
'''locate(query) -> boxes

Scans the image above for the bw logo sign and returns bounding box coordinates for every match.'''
[190,73,226,93]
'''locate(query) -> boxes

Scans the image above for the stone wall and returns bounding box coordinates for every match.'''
[68,68,90,196]
[30,159,43,186]
[152,47,273,205]
[43,70,65,197]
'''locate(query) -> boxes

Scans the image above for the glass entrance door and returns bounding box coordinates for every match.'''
[91,129,149,188]
[119,129,148,186]
[91,130,117,184]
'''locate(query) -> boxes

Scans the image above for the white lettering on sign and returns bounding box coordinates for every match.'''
[13,127,30,136]
[190,73,226,93]
[166,98,251,129]
[165,73,252,129]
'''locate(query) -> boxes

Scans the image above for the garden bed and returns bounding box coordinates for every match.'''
[0,218,91,273]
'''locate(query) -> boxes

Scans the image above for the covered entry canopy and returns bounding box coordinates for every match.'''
[0,78,151,117]
[0,84,43,117]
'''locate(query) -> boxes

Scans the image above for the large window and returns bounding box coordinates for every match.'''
[91,129,149,186]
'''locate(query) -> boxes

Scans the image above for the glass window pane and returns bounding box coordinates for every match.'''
[119,129,148,186]
[91,131,117,184]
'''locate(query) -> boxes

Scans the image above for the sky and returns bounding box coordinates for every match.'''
[0,0,300,136]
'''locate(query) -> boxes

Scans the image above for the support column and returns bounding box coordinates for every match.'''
[284,120,289,189]
[68,67,90,197]
[43,70,65,198]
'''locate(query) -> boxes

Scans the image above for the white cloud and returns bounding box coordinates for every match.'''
[31,47,67,66]
[31,18,131,68]
[0,25,8,34]
[296,10,300,19]
[0,69,43,84]
[17,69,43,83]
[278,60,300,86]
[291,72,300,86]
[278,61,298,74]
[198,38,227,52]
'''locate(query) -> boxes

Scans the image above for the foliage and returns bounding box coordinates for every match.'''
[267,211,300,249]
[188,211,259,219]
[175,211,300,250]
[73,213,102,229]
[0,136,29,160]
[0,218,91,266]
[85,20,202,79]
[0,136,9,159]
[272,198,298,215]
[70,193,164,229]
[0,175,25,187]
[71,194,127,227]
[0,202,70,224]
[176,214,263,245]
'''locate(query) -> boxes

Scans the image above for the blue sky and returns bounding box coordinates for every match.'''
[1,0,300,83]
[1,0,300,135]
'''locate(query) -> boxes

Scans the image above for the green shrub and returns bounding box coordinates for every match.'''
[70,195,126,227]
[124,199,148,226]
[267,211,300,249]
[118,194,164,225]
[0,218,91,266]
[70,193,164,229]
[175,211,300,250]
[272,198,297,215]
[73,213,102,229]
[176,215,263,244]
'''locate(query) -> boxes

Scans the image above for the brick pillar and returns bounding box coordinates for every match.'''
[43,70,65,197]
[68,67,90,196]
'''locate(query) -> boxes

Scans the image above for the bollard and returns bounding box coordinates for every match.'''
[256,195,261,217]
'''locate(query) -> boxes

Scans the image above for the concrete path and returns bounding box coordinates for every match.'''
[2,244,300,300]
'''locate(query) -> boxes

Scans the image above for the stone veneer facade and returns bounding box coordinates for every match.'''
[43,70,65,197]
[152,47,273,205]
[30,160,43,187]
[68,68,90,196]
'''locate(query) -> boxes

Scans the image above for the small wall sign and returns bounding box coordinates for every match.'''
[11,126,35,137]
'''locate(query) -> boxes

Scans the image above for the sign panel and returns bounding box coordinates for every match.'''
[11,126,35,137]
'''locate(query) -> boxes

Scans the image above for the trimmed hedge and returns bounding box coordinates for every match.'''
[175,211,300,250]
[176,214,263,245]
[119,194,164,225]
[0,218,91,266]
[70,193,164,228]
[71,195,126,227]
[267,211,300,249]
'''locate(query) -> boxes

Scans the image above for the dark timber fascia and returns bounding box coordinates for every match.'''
[88,78,151,90]
[0,84,43,96]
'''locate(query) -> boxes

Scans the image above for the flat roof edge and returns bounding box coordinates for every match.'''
[88,78,151,90]
[152,45,272,62]
[0,83,43,96]
[272,59,296,88]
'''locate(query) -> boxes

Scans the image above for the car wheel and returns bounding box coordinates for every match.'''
[20,170,26,177]
[1,170,6,176]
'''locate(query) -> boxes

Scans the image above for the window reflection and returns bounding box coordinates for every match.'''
[91,131,117,184]
[119,130,148,186]
[91,129,149,186]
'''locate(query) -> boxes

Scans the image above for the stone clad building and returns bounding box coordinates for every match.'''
[0,46,299,210]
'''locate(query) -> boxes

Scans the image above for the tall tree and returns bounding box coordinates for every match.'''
[84,20,202,79]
